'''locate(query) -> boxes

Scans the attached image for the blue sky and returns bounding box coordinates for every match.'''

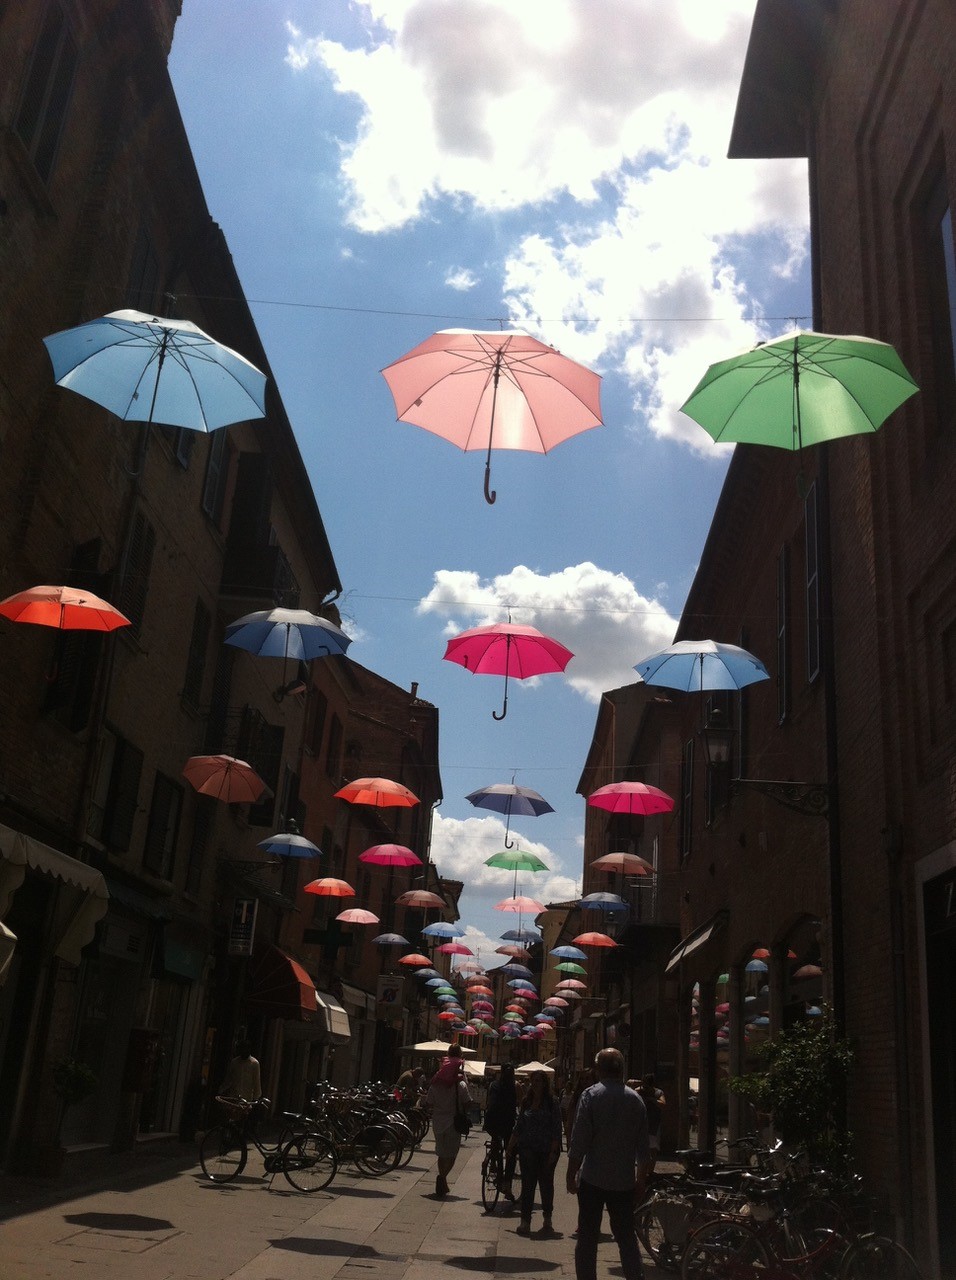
[168,0,811,966]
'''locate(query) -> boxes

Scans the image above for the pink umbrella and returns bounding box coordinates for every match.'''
[336,908,379,925]
[544,996,569,1007]
[443,622,573,721]
[381,328,603,505]
[182,754,269,805]
[591,852,654,875]
[495,895,546,913]
[438,942,474,956]
[395,890,445,909]
[555,978,587,989]
[573,932,618,947]
[587,782,674,815]
[303,877,355,898]
[359,844,422,867]
[496,944,531,959]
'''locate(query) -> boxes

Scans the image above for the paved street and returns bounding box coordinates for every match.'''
[0,1135,669,1280]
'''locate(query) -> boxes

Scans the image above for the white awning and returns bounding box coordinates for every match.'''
[0,824,109,966]
[315,990,351,1044]
[665,911,727,975]
[0,920,17,986]
[340,982,375,1014]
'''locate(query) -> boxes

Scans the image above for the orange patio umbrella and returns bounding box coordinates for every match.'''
[303,877,355,898]
[0,584,130,631]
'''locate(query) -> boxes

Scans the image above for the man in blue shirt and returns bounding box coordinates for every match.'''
[566,1048,650,1280]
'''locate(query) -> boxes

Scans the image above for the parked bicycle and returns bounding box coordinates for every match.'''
[199,1095,337,1192]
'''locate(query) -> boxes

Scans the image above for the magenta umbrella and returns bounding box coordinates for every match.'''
[587,781,675,815]
[381,328,602,505]
[444,622,573,720]
[358,843,422,868]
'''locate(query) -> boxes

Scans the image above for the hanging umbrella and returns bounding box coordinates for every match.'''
[496,944,531,959]
[438,1010,460,1021]
[359,844,422,868]
[591,852,654,876]
[381,327,603,504]
[679,329,919,452]
[578,892,628,913]
[573,932,618,947]
[587,782,675,815]
[466,781,554,849]
[555,978,587,990]
[395,890,446,909]
[225,607,351,662]
[335,777,420,807]
[745,958,769,973]
[501,927,540,943]
[793,964,823,979]
[499,963,534,978]
[494,896,545,914]
[438,942,474,956]
[444,622,573,721]
[635,639,770,693]
[422,921,465,938]
[0,584,130,632]
[43,309,268,431]
[303,877,355,898]
[550,945,588,960]
[182,754,269,805]
[544,996,570,1007]
[554,961,588,974]
[398,952,432,966]
[257,830,322,858]
[372,933,409,946]
[336,908,379,925]
[425,976,450,987]
[554,988,582,999]
[467,985,495,997]
[485,848,550,874]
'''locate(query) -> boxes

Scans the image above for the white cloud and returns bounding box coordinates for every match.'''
[430,813,579,912]
[445,267,479,291]
[418,562,677,701]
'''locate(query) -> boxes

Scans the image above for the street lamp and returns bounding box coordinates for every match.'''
[699,721,829,817]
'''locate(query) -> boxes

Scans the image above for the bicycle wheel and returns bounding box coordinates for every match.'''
[353,1124,402,1175]
[281,1134,338,1193]
[838,1235,922,1279]
[635,1198,681,1272]
[681,1218,770,1279]
[481,1152,501,1211]
[199,1123,247,1183]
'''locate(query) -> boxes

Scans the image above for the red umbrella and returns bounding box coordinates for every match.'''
[591,852,654,875]
[573,932,618,947]
[495,895,545,913]
[335,777,420,807]
[438,1010,459,1021]
[438,942,474,956]
[182,754,269,804]
[381,328,602,505]
[587,782,674,815]
[336,908,379,925]
[303,877,355,898]
[467,985,495,997]
[444,622,573,721]
[398,952,432,966]
[359,843,422,868]
[395,890,445,909]
[0,584,130,632]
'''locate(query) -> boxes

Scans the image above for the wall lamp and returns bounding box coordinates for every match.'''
[700,722,829,818]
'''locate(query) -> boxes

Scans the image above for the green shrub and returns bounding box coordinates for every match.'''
[52,1059,98,1106]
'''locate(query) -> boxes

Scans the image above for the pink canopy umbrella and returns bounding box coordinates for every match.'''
[573,932,618,947]
[444,622,573,721]
[495,895,546,913]
[381,328,603,505]
[336,908,379,925]
[395,890,445,909]
[438,942,474,956]
[591,852,655,875]
[545,996,569,1007]
[496,944,531,959]
[359,844,422,868]
[587,782,675,815]
[555,978,587,990]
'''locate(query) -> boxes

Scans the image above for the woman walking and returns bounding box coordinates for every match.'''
[507,1070,563,1236]
[425,1045,472,1197]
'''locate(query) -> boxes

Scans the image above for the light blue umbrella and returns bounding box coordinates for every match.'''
[372,933,410,946]
[425,977,449,987]
[257,831,322,858]
[635,639,769,692]
[550,945,588,960]
[43,309,267,431]
[745,959,769,973]
[225,608,351,662]
[501,927,540,943]
[422,921,465,938]
[578,892,628,913]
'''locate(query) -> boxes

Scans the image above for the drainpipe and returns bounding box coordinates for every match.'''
[885,823,914,1247]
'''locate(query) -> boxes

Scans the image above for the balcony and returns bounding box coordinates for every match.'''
[220,544,299,610]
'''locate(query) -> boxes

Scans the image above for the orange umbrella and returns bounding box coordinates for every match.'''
[182,754,268,804]
[573,932,618,947]
[591,852,654,875]
[303,877,355,897]
[335,777,420,807]
[0,584,130,631]
[398,952,432,966]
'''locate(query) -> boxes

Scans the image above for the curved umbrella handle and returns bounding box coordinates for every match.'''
[492,635,510,719]
[484,461,497,505]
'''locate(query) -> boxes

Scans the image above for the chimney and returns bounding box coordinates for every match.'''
[410,682,419,699]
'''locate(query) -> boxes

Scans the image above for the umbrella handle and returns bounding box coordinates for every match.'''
[484,461,497,505]
[493,639,510,719]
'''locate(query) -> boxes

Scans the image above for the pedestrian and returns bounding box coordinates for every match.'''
[425,1044,472,1197]
[636,1074,665,1173]
[564,1068,595,1146]
[483,1062,518,1202]
[220,1038,262,1102]
[394,1065,426,1102]
[566,1048,651,1280]
[507,1069,563,1235]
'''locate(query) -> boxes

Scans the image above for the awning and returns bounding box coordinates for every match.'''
[340,982,375,1014]
[245,944,319,1022]
[315,990,351,1044]
[665,911,728,975]
[0,824,109,965]
[0,920,16,986]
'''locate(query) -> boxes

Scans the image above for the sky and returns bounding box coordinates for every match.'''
[168,0,811,975]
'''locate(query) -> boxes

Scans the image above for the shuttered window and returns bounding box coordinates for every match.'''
[14,2,78,183]
[143,773,183,879]
[101,737,144,851]
[118,510,155,636]
[182,599,211,708]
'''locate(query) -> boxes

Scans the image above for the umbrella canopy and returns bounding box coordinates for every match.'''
[635,639,770,693]
[550,945,588,960]
[438,942,474,956]
[485,848,550,873]
[499,962,534,978]
[680,329,919,452]
[496,944,531,958]
[745,958,769,973]
[303,877,355,898]
[501,927,540,943]
[182,754,268,805]
[422,921,465,938]
[587,781,675,815]
[0,584,130,632]
[555,978,588,990]
[544,996,570,1007]
[372,933,409,946]
[395,890,446,909]
[398,952,432,966]
[573,932,618,947]
[43,309,267,430]
[358,843,422,868]
[591,852,654,876]
[554,961,588,974]
[466,781,554,848]
[336,908,379,925]
[257,831,322,859]
[381,327,603,504]
[553,988,583,999]
[579,892,628,913]
[444,622,573,721]
[494,895,545,914]
[225,607,351,665]
[335,777,420,807]
[467,985,495,996]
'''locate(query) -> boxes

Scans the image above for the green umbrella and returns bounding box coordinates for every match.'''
[485,848,549,872]
[680,330,919,451]
[554,960,588,974]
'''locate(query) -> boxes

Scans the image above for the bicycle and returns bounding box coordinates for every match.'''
[199,1096,337,1192]
[480,1137,522,1212]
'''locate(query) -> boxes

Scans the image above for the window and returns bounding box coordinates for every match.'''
[236,706,284,827]
[922,171,956,434]
[184,798,213,897]
[14,2,78,183]
[118,510,155,637]
[306,688,328,756]
[201,429,230,524]
[325,714,343,781]
[182,599,211,708]
[88,731,144,851]
[143,773,183,879]
[704,692,732,824]
[43,539,106,731]
[679,738,694,861]
[777,544,792,721]
[805,484,820,682]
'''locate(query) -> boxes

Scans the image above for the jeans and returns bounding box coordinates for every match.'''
[517,1148,556,1220]
[574,1178,644,1280]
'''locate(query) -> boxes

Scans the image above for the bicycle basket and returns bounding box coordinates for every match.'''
[215,1095,252,1122]
[658,1197,697,1246]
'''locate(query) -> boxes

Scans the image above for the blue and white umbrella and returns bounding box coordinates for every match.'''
[635,638,769,692]
[422,921,465,938]
[225,608,351,662]
[550,945,588,960]
[257,831,322,858]
[43,309,267,431]
[578,892,628,913]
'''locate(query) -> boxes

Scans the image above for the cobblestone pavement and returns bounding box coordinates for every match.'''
[0,1135,674,1280]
